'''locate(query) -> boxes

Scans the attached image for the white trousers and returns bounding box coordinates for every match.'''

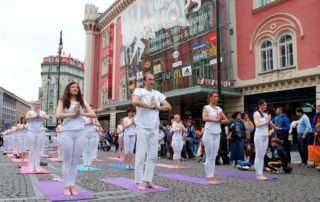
[60,129,86,186]
[254,135,269,175]
[172,135,183,160]
[134,128,158,183]
[83,129,99,167]
[56,135,63,159]
[202,131,220,178]
[124,135,136,155]
[27,131,45,170]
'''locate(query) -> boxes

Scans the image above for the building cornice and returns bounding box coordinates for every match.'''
[97,0,135,30]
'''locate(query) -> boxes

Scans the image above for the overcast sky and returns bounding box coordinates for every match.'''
[0,0,116,101]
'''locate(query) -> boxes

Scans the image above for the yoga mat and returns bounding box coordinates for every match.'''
[77,165,101,172]
[158,173,225,185]
[216,170,278,181]
[20,166,49,174]
[92,158,105,162]
[11,158,28,163]
[36,181,95,202]
[110,163,133,171]
[101,177,168,194]
[107,156,123,161]
[48,157,63,162]
[156,163,188,169]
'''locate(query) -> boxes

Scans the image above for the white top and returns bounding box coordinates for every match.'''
[123,117,136,136]
[253,111,269,137]
[171,121,184,139]
[27,110,46,132]
[117,124,124,138]
[62,100,85,131]
[133,88,166,129]
[203,105,222,134]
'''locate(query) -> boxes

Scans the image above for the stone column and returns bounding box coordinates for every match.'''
[83,4,99,103]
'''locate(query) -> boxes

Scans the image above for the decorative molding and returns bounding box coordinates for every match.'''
[242,74,320,95]
[250,13,304,51]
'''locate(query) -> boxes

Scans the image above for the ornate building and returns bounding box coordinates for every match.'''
[39,55,84,128]
[225,0,320,117]
[83,0,236,131]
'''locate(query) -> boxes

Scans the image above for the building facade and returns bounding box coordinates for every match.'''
[39,55,84,128]
[0,87,30,130]
[227,0,320,118]
[83,0,238,131]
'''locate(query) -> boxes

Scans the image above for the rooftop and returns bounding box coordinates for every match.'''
[41,54,84,69]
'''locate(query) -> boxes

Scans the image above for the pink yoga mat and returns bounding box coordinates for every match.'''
[48,157,63,162]
[107,156,123,161]
[11,158,28,163]
[101,177,169,194]
[158,173,225,185]
[156,163,188,169]
[36,181,95,202]
[216,170,278,181]
[20,166,49,174]
[92,158,105,162]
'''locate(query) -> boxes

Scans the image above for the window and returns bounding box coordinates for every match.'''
[101,58,109,75]
[101,88,108,105]
[254,0,277,9]
[260,40,274,72]
[102,32,110,48]
[279,34,294,68]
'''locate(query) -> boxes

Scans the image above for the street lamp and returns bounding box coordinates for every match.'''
[57,31,63,106]
[215,0,222,100]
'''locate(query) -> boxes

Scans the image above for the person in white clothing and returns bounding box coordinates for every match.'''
[170,114,186,168]
[202,92,229,184]
[25,101,48,171]
[253,100,278,180]
[82,117,100,168]
[56,81,96,196]
[123,107,137,169]
[116,121,125,159]
[132,72,172,190]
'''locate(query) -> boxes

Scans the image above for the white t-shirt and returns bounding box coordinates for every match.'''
[203,105,222,134]
[123,117,136,136]
[253,111,269,137]
[133,88,166,129]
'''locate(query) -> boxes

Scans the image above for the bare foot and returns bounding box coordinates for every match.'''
[64,187,72,196]
[146,182,160,189]
[137,183,146,191]
[208,177,221,185]
[70,186,79,195]
[256,175,268,181]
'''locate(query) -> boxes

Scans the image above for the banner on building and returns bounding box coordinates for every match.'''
[182,66,192,77]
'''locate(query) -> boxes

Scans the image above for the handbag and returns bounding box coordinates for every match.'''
[308,135,320,165]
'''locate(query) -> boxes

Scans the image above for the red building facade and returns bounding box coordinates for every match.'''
[227,0,320,117]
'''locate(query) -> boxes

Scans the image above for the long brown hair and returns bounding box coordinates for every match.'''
[61,81,85,109]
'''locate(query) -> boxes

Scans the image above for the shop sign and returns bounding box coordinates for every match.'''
[192,42,207,50]
[172,60,182,68]
[136,71,143,80]
[182,66,192,77]
[197,78,232,88]
[144,60,152,69]
[208,45,217,57]
[209,57,223,65]
[193,50,208,63]
[153,64,162,74]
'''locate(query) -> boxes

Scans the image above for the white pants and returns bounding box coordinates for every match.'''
[57,135,63,159]
[27,131,45,170]
[202,131,220,178]
[134,128,158,183]
[124,135,136,155]
[172,135,183,160]
[60,129,86,186]
[83,128,99,167]
[254,135,269,175]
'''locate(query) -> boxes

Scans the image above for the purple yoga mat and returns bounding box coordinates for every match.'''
[101,177,169,194]
[216,170,278,181]
[36,181,95,202]
[157,173,225,185]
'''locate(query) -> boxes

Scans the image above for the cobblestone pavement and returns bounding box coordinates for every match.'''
[0,151,319,202]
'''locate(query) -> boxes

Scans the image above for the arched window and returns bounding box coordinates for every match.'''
[279,34,294,68]
[260,39,274,72]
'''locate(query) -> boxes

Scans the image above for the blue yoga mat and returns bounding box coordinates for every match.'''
[110,163,134,171]
[77,165,101,172]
